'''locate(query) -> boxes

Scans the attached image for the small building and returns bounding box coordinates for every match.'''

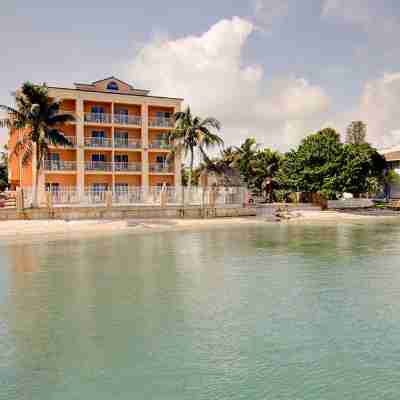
[380,146,400,198]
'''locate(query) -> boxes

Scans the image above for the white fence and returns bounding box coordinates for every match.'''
[25,186,247,207]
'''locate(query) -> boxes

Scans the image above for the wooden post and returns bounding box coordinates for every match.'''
[106,190,113,208]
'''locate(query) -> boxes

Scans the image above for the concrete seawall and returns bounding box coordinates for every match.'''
[0,205,256,221]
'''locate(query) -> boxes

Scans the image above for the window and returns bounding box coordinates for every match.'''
[92,154,106,162]
[156,111,171,118]
[92,183,108,192]
[92,130,105,138]
[106,81,119,91]
[91,106,104,114]
[114,154,128,163]
[156,155,167,164]
[49,153,60,161]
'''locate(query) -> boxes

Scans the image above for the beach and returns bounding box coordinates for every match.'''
[1,209,400,244]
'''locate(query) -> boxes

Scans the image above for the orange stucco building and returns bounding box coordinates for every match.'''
[8,77,183,199]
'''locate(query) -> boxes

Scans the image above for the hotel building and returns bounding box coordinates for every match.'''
[8,77,183,201]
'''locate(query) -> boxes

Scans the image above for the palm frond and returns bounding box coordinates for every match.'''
[47,112,75,126]
[46,128,72,147]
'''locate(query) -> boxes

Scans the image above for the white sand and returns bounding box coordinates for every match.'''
[0,210,399,244]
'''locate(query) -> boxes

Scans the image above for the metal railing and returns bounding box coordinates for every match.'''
[83,188,108,204]
[114,138,141,149]
[148,117,174,128]
[84,113,112,124]
[149,163,174,173]
[85,161,113,172]
[43,160,77,171]
[113,114,142,126]
[114,162,142,172]
[47,186,80,205]
[149,140,171,149]
[113,187,145,204]
[48,136,77,147]
[84,137,112,148]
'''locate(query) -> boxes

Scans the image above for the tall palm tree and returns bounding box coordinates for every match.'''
[0,82,75,207]
[168,106,223,190]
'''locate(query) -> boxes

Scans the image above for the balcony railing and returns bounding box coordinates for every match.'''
[114,162,142,172]
[84,113,112,124]
[113,114,142,126]
[149,117,174,128]
[149,140,171,149]
[84,137,112,148]
[85,161,113,172]
[149,163,174,173]
[114,138,141,149]
[48,136,77,147]
[43,160,77,171]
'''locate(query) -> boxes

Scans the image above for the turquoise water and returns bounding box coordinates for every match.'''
[1,222,400,399]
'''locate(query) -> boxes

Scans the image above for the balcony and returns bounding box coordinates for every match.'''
[85,161,113,172]
[113,114,142,126]
[149,163,174,173]
[84,137,112,148]
[149,139,171,150]
[43,160,77,172]
[114,138,141,149]
[114,162,142,172]
[84,113,112,124]
[149,117,174,128]
[49,136,77,148]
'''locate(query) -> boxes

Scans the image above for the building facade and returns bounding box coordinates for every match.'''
[8,77,183,201]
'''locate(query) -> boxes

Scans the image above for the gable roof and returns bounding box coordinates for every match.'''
[91,76,134,89]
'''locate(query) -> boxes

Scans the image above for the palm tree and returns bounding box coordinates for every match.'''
[168,106,223,190]
[0,82,75,207]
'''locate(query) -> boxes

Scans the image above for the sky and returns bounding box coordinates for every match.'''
[1,0,400,151]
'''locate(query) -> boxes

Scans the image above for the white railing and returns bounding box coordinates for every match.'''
[113,187,145,204]
[149,117,174,128]
[47,187,80,205]
[85,161,113,172]
[113,114,142,126]
[83,188,108,204]
[84,137,112,148]
[114,138,141,149]
[114,162,142,172]
[43,160,77,171]
[84,113,112,124]
[149,140,171,149]
[149,163,174,173]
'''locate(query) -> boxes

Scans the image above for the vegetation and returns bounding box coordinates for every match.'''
[0,145,7,191]
[0,82,75,206]
[168,107,223,191]
[346,121,367,145]
[200,123,386,201]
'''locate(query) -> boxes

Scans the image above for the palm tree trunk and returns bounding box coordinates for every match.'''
[32,145,40,207]
[188,147,194,201]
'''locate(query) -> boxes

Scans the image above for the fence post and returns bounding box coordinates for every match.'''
[160,183,167,208]
[16,187,24,211]
[46,191,53,210]
[106,190,113,208]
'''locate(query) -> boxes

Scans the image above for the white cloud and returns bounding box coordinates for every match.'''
[354,73,400,148]
[253,0,290,30]
[127,17,330,151]
[321,0,400,38]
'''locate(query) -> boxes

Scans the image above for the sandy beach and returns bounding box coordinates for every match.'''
[0,209,400,244]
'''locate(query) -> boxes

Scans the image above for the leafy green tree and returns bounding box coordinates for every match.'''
[0,145,8,191]
[277,128,343,199]
[0,82,75,206]
[346,121,367,144]
[338,143,385,197]
[168,107,223,191]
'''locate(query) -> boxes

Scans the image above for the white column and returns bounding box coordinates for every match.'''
[76,98,85,200]
[142,103,149,198]
[111,102,115,193]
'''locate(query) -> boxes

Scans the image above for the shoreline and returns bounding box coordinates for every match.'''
[1,210,400,245]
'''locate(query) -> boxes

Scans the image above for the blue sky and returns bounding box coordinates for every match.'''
[1,0,400,150]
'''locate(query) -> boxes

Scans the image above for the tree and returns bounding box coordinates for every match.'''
[338,143,385,197]
[168,107,223,191]
[0,82,75,206]
[346,121,367,145]
[0,145,7,191]
[277,128,343,198]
